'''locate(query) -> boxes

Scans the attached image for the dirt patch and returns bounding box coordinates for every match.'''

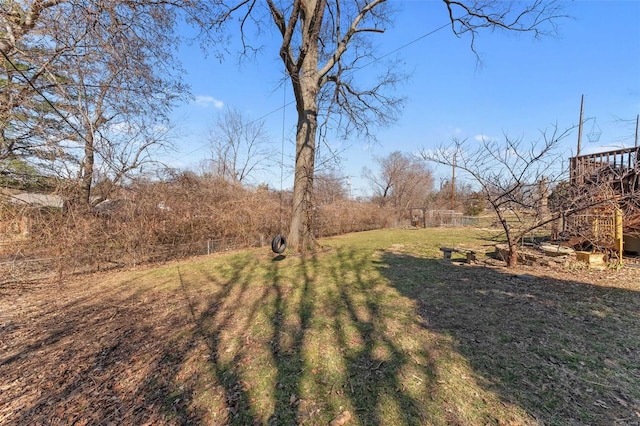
[0,272,206,425]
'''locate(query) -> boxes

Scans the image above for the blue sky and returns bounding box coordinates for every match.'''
[166,0,640,198]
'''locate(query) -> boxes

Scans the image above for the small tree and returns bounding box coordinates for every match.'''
[363,151,434,212]
[207,107,274,185]
[421,128,577,267]
[464,191,487,216]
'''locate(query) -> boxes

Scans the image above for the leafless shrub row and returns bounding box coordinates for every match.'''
[1,175,392,282]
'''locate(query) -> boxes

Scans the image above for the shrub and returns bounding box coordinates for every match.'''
[1,175,390,281]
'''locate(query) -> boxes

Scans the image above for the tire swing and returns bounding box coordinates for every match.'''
[271,234,287,254]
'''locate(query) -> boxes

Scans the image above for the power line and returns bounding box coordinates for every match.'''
[359,20,452,70]
[1,49,129,175]
[4,17,453,170]
[176,19,452,162]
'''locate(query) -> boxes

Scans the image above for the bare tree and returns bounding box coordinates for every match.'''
[200,1,405,251]
[63,3,185,205]
[198,0,565,252]
[0,1,70,164]
[364,151,433,212]
[1,1,194,204]
[266,0,403,251]
[207,107,274,184]
[420,128,583,267]
[314,170,349,205]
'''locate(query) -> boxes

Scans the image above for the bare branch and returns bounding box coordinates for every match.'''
[442,0,567,58]
[317,0,386,80]
[420,125,574,266]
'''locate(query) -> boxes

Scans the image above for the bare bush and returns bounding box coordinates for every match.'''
[1,174,390,283]
[315,200,393,238]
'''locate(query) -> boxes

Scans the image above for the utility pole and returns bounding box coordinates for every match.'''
[450,152,456,210]
[577,94,584,156]
[635,114,639,148]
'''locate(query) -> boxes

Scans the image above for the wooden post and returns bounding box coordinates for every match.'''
[577,94,584,156]
[450,152,456,210]
[615,207,623,265]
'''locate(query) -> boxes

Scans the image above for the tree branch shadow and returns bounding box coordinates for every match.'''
[377,252,640,425]
[6,246,636,425]
[328,248,426,425]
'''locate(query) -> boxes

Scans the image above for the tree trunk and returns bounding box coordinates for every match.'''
[288,107,317,252]
[81,132,95,206]
[287,16,321,253]
[508,242,518,267]
[496,211,519,267]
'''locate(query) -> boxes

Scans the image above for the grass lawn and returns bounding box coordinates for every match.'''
[1,228,639,425]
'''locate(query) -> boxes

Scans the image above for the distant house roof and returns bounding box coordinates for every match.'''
[92,199,123,214]
[8,192,65,209]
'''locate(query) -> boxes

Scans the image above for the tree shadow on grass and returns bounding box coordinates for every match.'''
[326,248,426,425]
[0,254,267,425]
[6,246,638,425]
[377,252,640,425]
[0,251,319,425]
[177,255,266,424]
[266,254,318,425]
[182,248,436,425]
[1,273,207,424]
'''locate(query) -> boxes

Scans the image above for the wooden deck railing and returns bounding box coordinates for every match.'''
[570,147,639,185]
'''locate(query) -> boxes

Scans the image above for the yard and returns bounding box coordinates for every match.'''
[1,228,639,425]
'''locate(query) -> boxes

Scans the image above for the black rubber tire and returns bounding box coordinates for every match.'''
[271,235,287,254]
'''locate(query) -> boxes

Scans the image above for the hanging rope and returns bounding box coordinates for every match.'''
[272,82,287,254]
[280,81,286,228]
